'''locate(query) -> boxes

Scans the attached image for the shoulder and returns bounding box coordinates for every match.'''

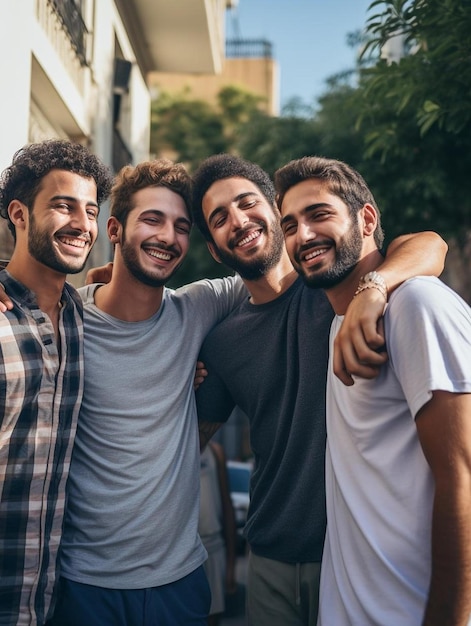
[77,283,102,306]
[167,275,247,326]
[388,276,469,318]
[173,275,245,300]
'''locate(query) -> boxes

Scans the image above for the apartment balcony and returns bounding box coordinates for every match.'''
[48,0,89,66]
[226,39,273,59]
[115,0,226,75]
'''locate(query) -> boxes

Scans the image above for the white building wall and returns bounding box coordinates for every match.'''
[0,0,152,171]
[0,0,151,268]
[0,0,35,170]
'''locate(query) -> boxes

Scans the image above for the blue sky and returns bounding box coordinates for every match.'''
[226,0,374,110]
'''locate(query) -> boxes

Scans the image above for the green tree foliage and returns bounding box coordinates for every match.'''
[352,0,471,250]
[363,0,471,136]
[150,85,263,173]
[150,90,228,172]
[237,108,320,177]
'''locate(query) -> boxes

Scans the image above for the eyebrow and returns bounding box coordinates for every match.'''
[50,194,99,209]
[208,191,259,225]
[141,208,192,228]
[280,202,331,227]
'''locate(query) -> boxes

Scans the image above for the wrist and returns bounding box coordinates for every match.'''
[354,271,388,300]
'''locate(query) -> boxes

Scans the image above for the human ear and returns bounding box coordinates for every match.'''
[360,203,378,237]
[107,216,121,244]
[7,200,28,231]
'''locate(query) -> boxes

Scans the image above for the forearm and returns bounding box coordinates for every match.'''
[379,232,447,294]
[224,518,237,586]
[423,482,471,625]
[198,421,222,451]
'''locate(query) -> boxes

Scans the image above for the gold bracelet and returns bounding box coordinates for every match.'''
[354,271,387,300]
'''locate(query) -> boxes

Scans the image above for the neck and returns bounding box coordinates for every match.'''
[93,257,164,321]
[7,252,66,317]
[326,250,384,315]
[243,251,298,305]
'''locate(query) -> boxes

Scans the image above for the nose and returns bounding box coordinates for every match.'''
[71,205,95,233]
[156,219,176,245]
[297,220,315,245]
[229,207,249,231]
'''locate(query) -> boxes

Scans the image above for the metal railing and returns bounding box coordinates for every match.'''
[226,38,273,59]
[48,0,89,66]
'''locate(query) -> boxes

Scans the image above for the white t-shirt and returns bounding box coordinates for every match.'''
[319,277,471,626]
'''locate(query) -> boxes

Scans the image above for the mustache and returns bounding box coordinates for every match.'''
[56,229,92,244]
[143,242,180,257]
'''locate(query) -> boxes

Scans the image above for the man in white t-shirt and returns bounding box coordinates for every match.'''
[276,155,471,626]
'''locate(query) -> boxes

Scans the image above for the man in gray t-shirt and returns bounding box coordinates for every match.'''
[51,159,245,626]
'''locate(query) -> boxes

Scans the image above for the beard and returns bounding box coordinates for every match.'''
[214,218,285,281]
[120,237,183,288]
[28,215,91,275]
[297,218,363,290]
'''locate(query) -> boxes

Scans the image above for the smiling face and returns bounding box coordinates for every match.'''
[24,169,99,274]
[113,185,191,288]
[280,178,364,289]
[202,177,284,280]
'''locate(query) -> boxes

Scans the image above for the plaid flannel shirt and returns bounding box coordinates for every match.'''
[0,270,83,626]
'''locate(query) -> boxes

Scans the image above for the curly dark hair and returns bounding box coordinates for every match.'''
[192,154,276,242]
[110,159,192,227]
[0,139,113,238]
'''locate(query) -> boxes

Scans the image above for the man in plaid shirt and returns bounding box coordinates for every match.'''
[0,140,112,626]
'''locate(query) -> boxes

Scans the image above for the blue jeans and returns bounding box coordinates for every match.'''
[50,566,211,626]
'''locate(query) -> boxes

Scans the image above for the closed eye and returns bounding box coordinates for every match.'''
[176,224,191,235]
[282,221,297,235]
[212,214,227,228]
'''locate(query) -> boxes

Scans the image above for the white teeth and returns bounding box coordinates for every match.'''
[304,248,328,261]
[237,231,261,247]
[59,237,87,248]
[147,249,171,261]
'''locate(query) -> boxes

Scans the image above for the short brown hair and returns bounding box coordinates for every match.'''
[110,159,192,227]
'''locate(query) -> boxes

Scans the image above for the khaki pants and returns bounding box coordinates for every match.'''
[247,552,321,626]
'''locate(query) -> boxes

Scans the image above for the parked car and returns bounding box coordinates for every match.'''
[226,460,252,554]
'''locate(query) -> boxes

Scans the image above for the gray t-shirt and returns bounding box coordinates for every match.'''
[60,276,245,588]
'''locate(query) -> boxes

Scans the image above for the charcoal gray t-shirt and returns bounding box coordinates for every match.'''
[196,277,333,563]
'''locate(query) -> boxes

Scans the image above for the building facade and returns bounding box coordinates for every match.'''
[150,38,279,116]
[0,0,229,279]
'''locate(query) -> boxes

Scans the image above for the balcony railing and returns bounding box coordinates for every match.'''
[226,39,273,59]
[48,0,89,66]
